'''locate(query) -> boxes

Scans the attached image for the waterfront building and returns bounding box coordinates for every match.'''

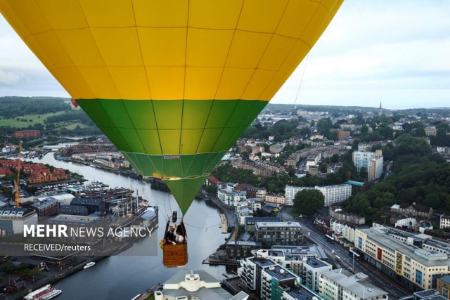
[254,221,303,246]
[354,226,450,289]
[154,270,248,300]
[225,241,261,259]
[352,150,383,181]
[38,193,75,205]
[319,269,388,300]
[31,197,59,217]
[236,203,253,226]
[285,184,352,207]
[0,207,38,236]
[48,214,100,226]
[245,216,281,233]
[59,205,89,216]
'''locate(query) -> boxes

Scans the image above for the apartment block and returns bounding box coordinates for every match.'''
[354,226,450,289]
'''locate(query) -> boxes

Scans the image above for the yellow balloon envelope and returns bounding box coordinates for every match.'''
[0,0,342,213]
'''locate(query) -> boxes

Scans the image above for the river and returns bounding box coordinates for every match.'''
[31,151,227,300]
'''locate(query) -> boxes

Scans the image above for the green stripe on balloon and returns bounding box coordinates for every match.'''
[78,99,267,213]
[164,177,206,214]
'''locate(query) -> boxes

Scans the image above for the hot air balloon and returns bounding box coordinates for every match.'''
[0,0,342,266]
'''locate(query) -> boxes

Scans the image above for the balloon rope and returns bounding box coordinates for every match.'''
[294,54,310,109]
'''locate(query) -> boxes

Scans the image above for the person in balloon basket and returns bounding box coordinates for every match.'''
[164,226,177,245]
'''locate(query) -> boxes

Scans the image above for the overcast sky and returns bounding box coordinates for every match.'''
[0,0,449,109]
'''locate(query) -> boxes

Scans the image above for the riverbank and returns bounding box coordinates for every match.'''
[5,256,107,300]
[27,151,227,299]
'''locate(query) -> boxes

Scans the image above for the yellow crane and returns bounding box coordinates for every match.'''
[14,141,22,208]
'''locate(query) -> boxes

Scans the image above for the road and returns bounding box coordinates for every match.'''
[281,209,410,300]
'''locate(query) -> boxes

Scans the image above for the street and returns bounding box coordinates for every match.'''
[281,209,410,299]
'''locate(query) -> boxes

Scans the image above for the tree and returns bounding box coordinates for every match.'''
[317,118,332,136]
[361,125,369,135]
[293,189,324,216]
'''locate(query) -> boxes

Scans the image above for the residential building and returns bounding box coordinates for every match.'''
[154,270,248,300]
[225,241,261,259]
[301,257,332,292]
[265,194,287,206]
[247,198,263,212]
[231,159,285,177]
[14,129,41,139]
[354,226,450,289]
[239,257,276,294]
[401,289,447,300]
[352,150,383,181]
[254,245,324,275]
[319,269,388,300]
[425,126,437,137]
[330,208,366,225]
[261,265,298,300]
[437,275,450,299]
[440,215,450,229]
[391,203,434,219]
[236,203,253,226]
[282,287,318,300]
[337,130,351,140]
[238,256,319,300]
[235,183,259,198]
[217,183,246,207]
[245,217,281,233]
[254,221,303,246]
[285,184,352,207]
[330,220,356,244]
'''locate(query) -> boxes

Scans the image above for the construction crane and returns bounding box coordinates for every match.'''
[14,141,22,208]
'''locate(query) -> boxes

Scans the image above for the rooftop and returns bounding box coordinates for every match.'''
[322,269,387,299]
[249,257,276,268]
[305,257,329,269]
[161,270,247,299]
[284,287,314,300]
[438,275,450,284]
[263,265,297,282]
[413,289,447,300]
[360,227,450,267]
[255,221,301,229]
[0,207,36,218]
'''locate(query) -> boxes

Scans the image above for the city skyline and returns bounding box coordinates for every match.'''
[0,0,450,109]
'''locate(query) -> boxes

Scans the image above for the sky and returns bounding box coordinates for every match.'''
[0,0,449,109]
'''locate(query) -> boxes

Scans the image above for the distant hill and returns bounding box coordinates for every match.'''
[265,103,383,114]
[0,96,70,118]
[265,103,450,114]
[0,96,99,137]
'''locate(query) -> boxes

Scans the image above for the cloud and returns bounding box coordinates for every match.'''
[272,0,450,108]
[0,0,449,108]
